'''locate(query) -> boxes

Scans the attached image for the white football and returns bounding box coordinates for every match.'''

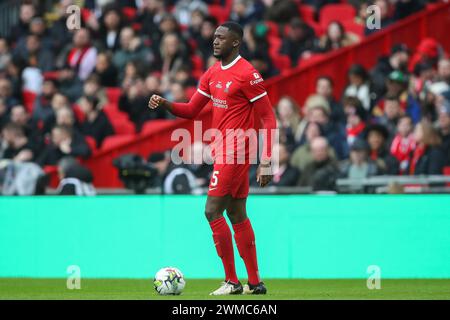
[153,267,186,295]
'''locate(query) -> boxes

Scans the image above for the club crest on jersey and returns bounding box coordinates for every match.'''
[216,81,222,89]
[224,81,232,93]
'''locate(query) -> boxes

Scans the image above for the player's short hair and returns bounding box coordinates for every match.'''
[220,21,243,40]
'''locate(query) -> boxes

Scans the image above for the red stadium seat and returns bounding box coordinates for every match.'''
[265,21,280,38]
[72,104,86,122]
[22,90,37,113]
[319,4,356,29]
[268,36,282,58]
[208,5,229,25]
[272,55,292,73]
[122,7,137,21]
[105,87,122,105]
[101,134,136,151]
[444,166,450,187]
[111,119,135,135]
[43,71,60,80]
[298,4,316,23]
[84,135,98,154]
[342,20,364,38]
[43,165,59,188]
[140,119,175,135]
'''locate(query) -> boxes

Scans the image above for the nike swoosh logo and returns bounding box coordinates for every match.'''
[209,81,215,85]
[209,187,217,191]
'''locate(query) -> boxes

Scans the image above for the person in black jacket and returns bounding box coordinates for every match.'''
[408,120,447,175]
[78,95,115,148]
[57,157,96,196]
[37,125,91,166]
[364,124,400,174]
[269,142,299,187]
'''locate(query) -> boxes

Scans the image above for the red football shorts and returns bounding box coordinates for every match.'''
[207,163,250,198]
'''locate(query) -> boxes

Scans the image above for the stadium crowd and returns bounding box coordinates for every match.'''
[0,0,449,195]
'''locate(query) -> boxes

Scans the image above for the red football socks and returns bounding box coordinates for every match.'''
[209,216,239,284]
[233,218,261,285]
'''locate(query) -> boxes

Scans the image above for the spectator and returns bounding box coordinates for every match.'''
[291,121,336,173]
[364,124,399,174]
[408,120,447,175]
[160,33,190,91]
[230,0,264,27]
[0,37,12,72]
[15,17,53,54]
[394,0,425,21]
[10,104,42,145]
[49,0,76,54]
[343,96,367,147]
[436,101,450,165]
[57,157,96,196]
[303,94,349,159]
[60,28,98,81]
[0,78,19,110]
[344,64,371,111]
[98,5,125,52]
[299,136,339,191]
[265,0,299,24]
[316,76,345,125]
[113,27,153,80]
[187,8,207,41]
[167,82,188,103]
[79,74,108,109]
[41,93,71,134]
[32,79,58,124]
[57,66,84,103]
[37,125,91,166]
[173,0,208,27]
[268,142,299,187]
[9,2,36,43]
[1,122,37,162]
[318,21,359,53]
[437,58,450,85]
[339,138,380,185]
[78,95,115,148]
[147,151,171,189]
[364,0,393,36]
[280,18,317,67]
[249,52,278,79]
[371,43,410,99]
[375,95,404,139]
[0,98,8,131]
[119,75,167,131]
[197,16,218,64]
[93,52,119,87]
[137,0,167,52]
[275,96,301,150]
[390,115,416,174]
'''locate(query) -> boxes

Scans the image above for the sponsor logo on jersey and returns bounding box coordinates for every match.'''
[211,96,228,109]
[224,81,232,93]
[250,78,264,85]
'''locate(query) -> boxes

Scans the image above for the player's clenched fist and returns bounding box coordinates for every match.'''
[148,94,164,109]
[256,163,273,187]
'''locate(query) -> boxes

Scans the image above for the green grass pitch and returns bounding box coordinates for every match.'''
[1,279,449,300]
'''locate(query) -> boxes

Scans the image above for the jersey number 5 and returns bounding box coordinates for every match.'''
[211,171,219,187]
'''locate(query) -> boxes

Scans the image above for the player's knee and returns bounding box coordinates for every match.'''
[205,209,222,222]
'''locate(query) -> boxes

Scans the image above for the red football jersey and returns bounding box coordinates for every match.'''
[197,55,267,163]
